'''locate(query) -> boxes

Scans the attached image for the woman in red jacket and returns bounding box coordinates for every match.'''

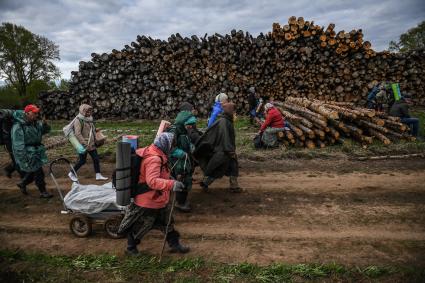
[256,103,285,148]
[118,132,190,255]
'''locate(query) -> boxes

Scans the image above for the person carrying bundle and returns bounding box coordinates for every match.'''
[117,132,190,256]
[67,104,108,182]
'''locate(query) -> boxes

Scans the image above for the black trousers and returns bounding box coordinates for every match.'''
[73,149,100,173]
[20,168,46,192]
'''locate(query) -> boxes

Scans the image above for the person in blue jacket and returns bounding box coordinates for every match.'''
[207,93,228,128]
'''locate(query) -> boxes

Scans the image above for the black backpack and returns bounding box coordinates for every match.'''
[0,109,15,145]
[113,152,165,198]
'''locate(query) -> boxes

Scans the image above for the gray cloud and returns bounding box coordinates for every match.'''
[1,0,424,79]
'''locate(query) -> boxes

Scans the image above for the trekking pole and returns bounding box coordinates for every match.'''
[159,176,180,262]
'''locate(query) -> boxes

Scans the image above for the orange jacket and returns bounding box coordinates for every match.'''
[134,144,175,209]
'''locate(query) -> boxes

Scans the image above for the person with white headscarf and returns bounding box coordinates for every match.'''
[255,102,286,148]
[207,92,228,128]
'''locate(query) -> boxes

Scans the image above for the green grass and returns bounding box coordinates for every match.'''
[4,113,425,160]
[1,249,423,282]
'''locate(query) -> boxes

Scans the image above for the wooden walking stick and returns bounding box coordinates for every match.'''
[159,175,181,262]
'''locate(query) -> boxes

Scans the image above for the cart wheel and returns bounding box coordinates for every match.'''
[70,215,92,237]
[104,216,124,239]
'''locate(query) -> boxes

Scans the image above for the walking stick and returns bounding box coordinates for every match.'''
[159,177,179,262]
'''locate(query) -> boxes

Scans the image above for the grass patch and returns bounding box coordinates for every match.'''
[1,249,424,282]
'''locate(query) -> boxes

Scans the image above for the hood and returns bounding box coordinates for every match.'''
[174,110,193,126]
[79,104,93,116]
[12,110,27,124]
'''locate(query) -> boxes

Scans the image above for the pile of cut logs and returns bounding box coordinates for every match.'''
[274,97,413,148]
[38,16,425,119]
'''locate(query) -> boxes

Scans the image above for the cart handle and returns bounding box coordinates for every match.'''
[49,157,79,211]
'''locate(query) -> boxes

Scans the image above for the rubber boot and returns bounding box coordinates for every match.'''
[229,176,242,193]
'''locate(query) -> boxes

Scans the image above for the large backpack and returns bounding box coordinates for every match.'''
[0,109,15,145]
[113,152,165,198]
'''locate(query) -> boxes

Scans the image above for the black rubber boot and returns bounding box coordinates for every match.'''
[17,183,28,195]
[169,243,190,254]
[229,176,242,193]
[175,191,191,212]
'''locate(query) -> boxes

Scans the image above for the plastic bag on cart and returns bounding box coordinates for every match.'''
[64,182,125,214]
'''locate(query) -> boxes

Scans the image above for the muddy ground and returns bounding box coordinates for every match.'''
[0,157,424,269]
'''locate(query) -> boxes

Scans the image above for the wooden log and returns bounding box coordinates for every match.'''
[368,129,391,145]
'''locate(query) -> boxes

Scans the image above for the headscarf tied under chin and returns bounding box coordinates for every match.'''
[77,104,94,122]
[154,132,175,155]
[264,102,274,112]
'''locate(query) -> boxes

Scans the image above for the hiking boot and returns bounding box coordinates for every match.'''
[169,243,190,254]
[200,181,209,192]
[125,248,139,256]
[17,183,28,195]
[68,172,78,182]
[175,201,192,213]
[40,191,53,198]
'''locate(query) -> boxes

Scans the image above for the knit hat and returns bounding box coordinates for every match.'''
[179,102,194,112]
[215,93,228,103]
[154,132,175,155]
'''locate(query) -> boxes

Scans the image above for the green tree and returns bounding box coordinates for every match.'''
[0,22,60,96]
[389,21,425,52]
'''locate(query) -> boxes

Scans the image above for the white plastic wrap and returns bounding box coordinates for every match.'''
[64,182,125,214]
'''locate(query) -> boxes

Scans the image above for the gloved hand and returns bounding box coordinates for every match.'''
[172,181,185,192]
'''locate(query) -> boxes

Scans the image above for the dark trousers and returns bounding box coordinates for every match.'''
[20,168,46,192]
[73,149,100,173]
[401,118,419,137]
[4,142,23,177]
[125,205,180,250]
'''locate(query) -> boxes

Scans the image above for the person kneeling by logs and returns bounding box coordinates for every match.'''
[194,102,241,193]
[117,132,190,256]
[254,103,285,148]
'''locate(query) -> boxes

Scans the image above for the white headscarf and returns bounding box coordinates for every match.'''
[215,93,228,103]
[264,102,274,112]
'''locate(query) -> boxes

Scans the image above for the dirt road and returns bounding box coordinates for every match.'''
[1,157,424,267]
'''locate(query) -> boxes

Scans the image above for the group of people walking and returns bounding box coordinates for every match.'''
[1,92,243,256]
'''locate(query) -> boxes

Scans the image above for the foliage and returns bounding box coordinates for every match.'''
[0,22,60,96]
[389,21,425,52]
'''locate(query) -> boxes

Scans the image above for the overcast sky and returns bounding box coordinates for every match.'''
[1,0,424,80]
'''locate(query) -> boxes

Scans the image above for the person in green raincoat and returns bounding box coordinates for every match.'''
[167,102,198,212]
[11,104,52,198]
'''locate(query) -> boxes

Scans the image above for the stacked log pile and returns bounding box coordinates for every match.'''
[274,97,413,148]
[38,16,425,119]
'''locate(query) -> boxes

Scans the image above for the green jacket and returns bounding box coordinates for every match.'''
[168,111,196,179]
[11,110,51,172]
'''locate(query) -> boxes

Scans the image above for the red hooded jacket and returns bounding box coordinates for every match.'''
[133,144,175,209]
[260,107,285,132]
